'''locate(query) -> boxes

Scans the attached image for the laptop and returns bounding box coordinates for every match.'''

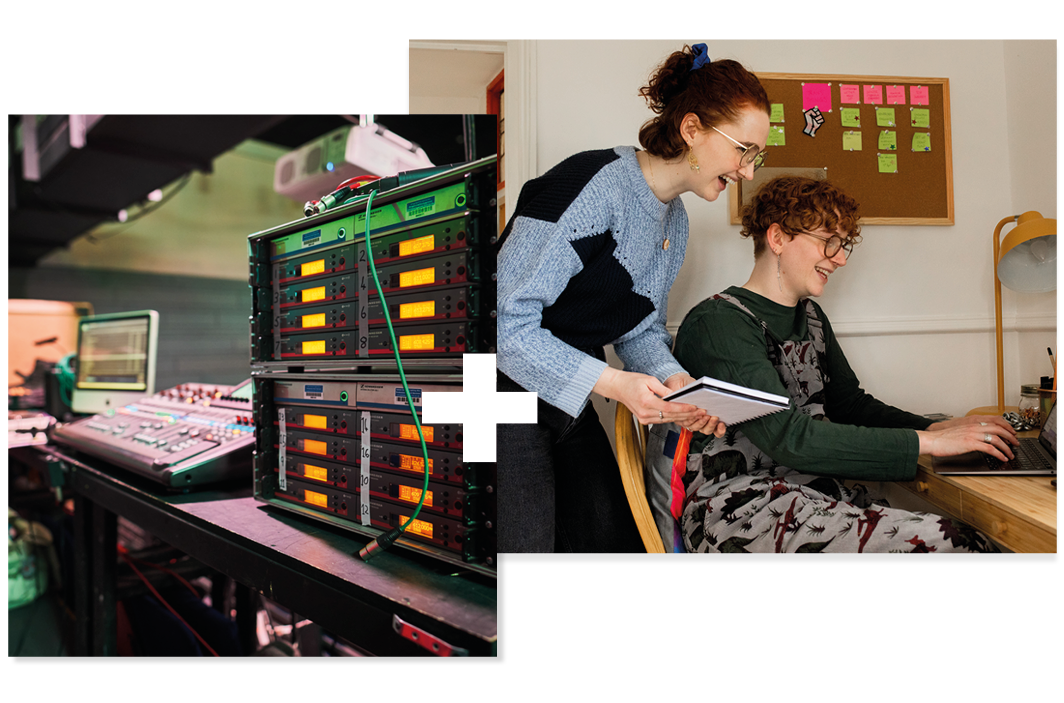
[933,402,1057,476]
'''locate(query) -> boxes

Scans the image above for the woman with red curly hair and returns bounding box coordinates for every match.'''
[646,176,1017,553]
[497,43,770,552]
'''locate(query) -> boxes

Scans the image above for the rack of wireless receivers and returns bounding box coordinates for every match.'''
[248,157,498,575]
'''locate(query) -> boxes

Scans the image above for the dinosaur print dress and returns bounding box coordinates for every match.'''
[679,294,996,553]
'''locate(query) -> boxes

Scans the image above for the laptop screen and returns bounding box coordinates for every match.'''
[1039,402,1056,459]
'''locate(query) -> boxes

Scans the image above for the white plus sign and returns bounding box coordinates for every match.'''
[422,354,537,462]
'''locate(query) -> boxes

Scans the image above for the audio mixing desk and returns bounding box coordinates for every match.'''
[53,379,255,489]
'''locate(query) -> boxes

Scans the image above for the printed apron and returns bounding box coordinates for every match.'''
[674,294,997,554]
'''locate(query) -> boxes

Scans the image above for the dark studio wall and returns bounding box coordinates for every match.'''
[9,266,252,392]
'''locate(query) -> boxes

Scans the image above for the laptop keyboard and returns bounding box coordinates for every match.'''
[983,438,1054,472]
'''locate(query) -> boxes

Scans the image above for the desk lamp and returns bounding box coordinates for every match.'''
[990,211,1056,412]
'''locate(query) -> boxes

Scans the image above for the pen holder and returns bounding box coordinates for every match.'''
[1039,376,1056,427]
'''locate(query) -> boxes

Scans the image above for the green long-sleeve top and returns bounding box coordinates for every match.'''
[673,286,932,482]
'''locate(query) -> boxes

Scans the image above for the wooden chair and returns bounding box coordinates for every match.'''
[613,402,666,553]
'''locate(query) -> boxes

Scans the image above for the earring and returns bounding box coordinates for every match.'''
[687,148,700,172]
[776,250,784,292]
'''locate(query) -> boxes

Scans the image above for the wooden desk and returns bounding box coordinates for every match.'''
[896,430,1057,553]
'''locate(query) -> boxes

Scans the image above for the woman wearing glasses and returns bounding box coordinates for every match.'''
[647,176,1017,552]
[496,43,771,552]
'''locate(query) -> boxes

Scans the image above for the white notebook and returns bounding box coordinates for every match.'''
[663,376,790,425]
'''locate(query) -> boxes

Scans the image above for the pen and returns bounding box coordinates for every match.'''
[1050,348,1057,393]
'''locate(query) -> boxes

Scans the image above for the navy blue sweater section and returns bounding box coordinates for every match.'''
[502,148,654,350]
[541,230,655,349]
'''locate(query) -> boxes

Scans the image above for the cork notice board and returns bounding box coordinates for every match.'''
[730,73,953,226]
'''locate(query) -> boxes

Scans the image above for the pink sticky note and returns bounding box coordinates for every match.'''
[839,84,860,104]
[803,82,833,112]
[886,85,906,105]
[863,84,883,105]
[910,85,929,105]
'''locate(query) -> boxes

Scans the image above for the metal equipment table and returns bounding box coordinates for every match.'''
[33,444,497,656]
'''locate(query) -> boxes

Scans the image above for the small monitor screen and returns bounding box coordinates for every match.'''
[72,310,159,414]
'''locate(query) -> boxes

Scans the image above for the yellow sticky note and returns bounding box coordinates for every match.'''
[767,125,786,146]
[875,107,896,127]
[878,130,897,151]
[910,108,930,128]
[841,107,861,128]
[912,132,932,152]
[878,153,898,173]
[842,131,862,152]
[770,103,785,122]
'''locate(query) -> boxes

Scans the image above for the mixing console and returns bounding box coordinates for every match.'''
[52,379,254,489]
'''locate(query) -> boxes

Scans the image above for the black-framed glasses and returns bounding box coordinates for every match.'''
[711,125,767,171]
[799,230,854,259]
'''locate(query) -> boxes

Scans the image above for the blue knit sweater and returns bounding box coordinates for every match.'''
[497,145,690,417]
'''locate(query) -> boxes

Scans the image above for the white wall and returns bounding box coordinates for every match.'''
[518,40,1056,424]
[408,43,504,115]
[1003,40,1057,218]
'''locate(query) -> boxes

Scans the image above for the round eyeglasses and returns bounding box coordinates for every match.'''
[710,125,767,171]
[799,230,854,259]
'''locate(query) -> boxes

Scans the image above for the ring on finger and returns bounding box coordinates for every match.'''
[658,410,664,422]
[983,433,992,443]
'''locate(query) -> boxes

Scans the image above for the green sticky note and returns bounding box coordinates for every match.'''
[767,125,786,146]
[876,107,896,127]
[770,103,785,123]
[912,132,931,152]
[842,131,862,151]
[841,107,861,128]
[878,153,898,173]
[878,130,897,151]
[911,108,930,128]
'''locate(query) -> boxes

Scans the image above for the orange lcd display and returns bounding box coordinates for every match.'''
[399,267,435,288]
[399,334,434,351]
[304,489,329,508]
[403,517,433,539]
[397,485,433,507]
[301,313,326,328]
[302,286,326,302]
[399,454,433,472]
[399,300,435,319]
[399,424,433,442]
[303,438,328,455]
[301,259,325,276]
[302,414,328,429]
[399,235,435,257]
[303,464,329,482]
